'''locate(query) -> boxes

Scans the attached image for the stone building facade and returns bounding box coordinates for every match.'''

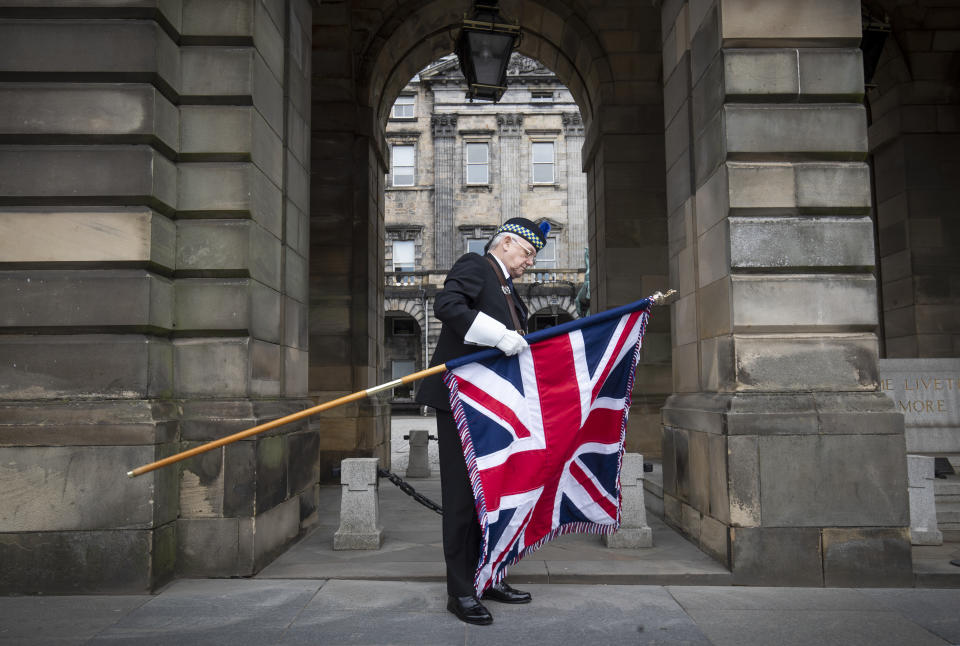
[381,55,590,409]
[0,0,958,594]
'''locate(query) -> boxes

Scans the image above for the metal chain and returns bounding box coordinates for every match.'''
[378,468,444,515]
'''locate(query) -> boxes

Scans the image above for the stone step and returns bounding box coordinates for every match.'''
[937,495,960,505]
[934,480,960,495]
[936,506,960,524]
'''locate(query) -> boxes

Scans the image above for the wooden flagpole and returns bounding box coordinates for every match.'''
[126,363,449,478]
[127,290,676,479]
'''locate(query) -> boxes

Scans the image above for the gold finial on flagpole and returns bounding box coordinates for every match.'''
[648,289,677,305]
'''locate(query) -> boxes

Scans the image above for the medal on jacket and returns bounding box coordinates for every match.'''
[501,285,511,294]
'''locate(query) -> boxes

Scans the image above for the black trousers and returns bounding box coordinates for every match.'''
[436,410,483,597]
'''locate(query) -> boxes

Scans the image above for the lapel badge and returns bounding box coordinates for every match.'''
[501,285,511,295]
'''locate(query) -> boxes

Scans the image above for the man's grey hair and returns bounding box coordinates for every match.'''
[484,232,511,253]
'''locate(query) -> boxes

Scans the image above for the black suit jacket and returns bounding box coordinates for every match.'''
[415,253,528,411]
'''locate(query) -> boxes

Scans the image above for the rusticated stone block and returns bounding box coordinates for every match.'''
[173,337,250,397]
[759,434,909,527]
[0,334,172,400]
[798,49,864,97]
[725,161,794,214]
[251,495,300,569]
[699,514,729,562]
[795,163,870,211]
[0,444,175,531]
[0,20,179,92]
[0,209,175,269]
[0,525,174,594]
[177,162,282,237]
[0,84,178,151]
[822,527,913,587]
[731,274,878,331]
[176,219,282,289]
[725,104,867,156]
[175,278,250,332]
[696,218,728,287]
[289,430,320,494]
[0,146,176,213]
[255,434,287,512]
[727,434,761,527]
[177,517,251,576]
[0,269,172,330]
[720,0,861,45]
[729,333,880,391]
[723,49,798,96]
[731,526,823,586]
[729,216,875,270]
[180,48,283,135]
[0,399,179,446]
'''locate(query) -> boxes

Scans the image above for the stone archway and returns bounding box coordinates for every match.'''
[309,0,671,484]
[310,0,914,587]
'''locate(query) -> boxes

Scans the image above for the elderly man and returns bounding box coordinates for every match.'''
[416,217,550,625]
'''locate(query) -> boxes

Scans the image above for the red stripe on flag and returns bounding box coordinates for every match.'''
[455,377,531,439]
[590,311,642,404]
[569,459,617,520]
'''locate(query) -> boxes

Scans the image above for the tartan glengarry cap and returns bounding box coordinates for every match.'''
[495,217,551,251]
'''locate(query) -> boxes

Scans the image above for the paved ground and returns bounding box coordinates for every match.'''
[2,415,959,645]
[2,580,959,645]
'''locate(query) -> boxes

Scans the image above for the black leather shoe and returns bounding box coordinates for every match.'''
[446,594,493,625]
[482,581,532,604]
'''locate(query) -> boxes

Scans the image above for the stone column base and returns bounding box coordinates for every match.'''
[661,391,914,586]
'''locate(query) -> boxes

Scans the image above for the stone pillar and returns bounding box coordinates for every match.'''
[405,429,432,478]
[604,453,653,548]
[0,0,316,593]
[581,1,671,459]
[333,458,384,550]
[310,3,390,483]
[498,114,523,223]
[562,113,586,269]
[432,115,457,269]
[867,12,960,359]
[907,455,943,546]
[660,0,912,586]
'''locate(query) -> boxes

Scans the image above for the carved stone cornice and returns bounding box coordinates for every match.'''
[497,113,524,136]
[562,113,584,136]
[431,114,458,138]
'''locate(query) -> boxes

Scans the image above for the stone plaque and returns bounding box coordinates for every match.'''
[879,358,960,454]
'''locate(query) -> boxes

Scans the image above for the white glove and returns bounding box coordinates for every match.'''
[465,311,508,346]
[496,330,528,356]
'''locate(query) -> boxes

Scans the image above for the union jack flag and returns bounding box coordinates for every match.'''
[442,298,652,595]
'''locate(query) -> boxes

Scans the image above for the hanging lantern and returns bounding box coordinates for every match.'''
[454,1,521,102]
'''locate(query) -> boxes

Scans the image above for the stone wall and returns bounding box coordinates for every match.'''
[659,0,913,585]
[867,1,960,359]
[0,0,315,593]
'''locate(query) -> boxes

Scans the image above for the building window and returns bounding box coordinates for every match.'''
[391,95,415,119]
[467,239,486,255]
[465,142,489,185]
[392,318,417,336]
[392,359,416,378]
[393,240,415,271]
[531,91,553,103]
[534,237,557,268]
[531,141,554,184]
[391,144,414,187]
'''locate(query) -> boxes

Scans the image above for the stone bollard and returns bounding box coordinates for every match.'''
[405,429,431,478]
[604,453,653,548]
[333,458,384,550]
[908,454,943,546]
